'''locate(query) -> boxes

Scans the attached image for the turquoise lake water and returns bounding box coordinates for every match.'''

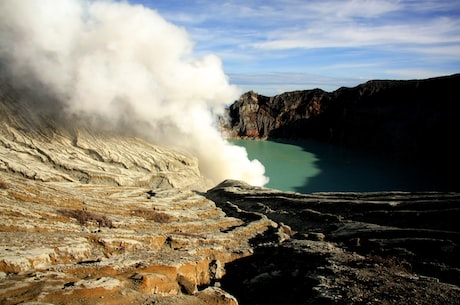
[230,139,450,193]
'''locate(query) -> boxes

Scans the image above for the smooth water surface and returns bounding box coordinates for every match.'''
[231,139,449,193]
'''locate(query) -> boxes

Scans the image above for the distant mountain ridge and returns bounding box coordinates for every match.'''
[224,73,460,187]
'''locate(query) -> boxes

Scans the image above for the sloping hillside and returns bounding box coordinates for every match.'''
[0,81,272,304]
[0,81,210,190]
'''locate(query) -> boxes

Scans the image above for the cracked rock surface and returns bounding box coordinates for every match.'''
[0,84,272,305]
[206,180,460,305]
[0,173,277,304]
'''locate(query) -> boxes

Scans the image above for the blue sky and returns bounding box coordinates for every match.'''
[128,0,460,95]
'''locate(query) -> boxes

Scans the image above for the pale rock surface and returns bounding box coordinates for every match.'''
[0,83,276,304]
[0,81,210,190]
[1,171,274,304]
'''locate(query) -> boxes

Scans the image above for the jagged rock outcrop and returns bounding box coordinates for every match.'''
[225,89,330,139]
[224,74,460,179]
[206,180,460,305]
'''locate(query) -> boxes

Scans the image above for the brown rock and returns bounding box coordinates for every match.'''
[196,287,239,305]
[132,273,180,296]
[0,85,273,304]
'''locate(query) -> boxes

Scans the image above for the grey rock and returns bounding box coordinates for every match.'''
[207,180,460,305]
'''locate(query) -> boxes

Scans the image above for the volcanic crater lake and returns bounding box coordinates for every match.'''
[231,139,450,193]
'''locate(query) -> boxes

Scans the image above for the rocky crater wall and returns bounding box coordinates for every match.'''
[224,74,460,182]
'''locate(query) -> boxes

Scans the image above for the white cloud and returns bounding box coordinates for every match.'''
[306,0,400,19]
[124,1,460,93]
[382,69,455,80]
[254,13,460,52]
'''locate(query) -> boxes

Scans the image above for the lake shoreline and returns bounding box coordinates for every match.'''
[230,138,456,193]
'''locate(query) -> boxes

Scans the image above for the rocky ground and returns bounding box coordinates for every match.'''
[1,81,460,304]
[0,172,274,305]
[0,84,272,305]
[2,176,459,305]
[207,180,460,305]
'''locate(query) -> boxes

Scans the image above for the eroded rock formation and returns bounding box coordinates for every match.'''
[0,82,273,304]
[0,173,275,304]
[0,81,207,190]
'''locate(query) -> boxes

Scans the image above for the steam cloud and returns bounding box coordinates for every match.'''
[0,0,268,186]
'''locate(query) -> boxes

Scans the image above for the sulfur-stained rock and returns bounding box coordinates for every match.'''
[131,272,180,296]
[0,84,273,305]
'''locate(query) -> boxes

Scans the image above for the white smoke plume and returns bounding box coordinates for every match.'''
[0,0,268,186]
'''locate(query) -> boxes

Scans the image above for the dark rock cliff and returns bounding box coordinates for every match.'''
[224,74,460,174]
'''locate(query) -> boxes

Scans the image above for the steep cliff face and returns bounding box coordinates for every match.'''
[225,74,460,168]
[226,89,331,139]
